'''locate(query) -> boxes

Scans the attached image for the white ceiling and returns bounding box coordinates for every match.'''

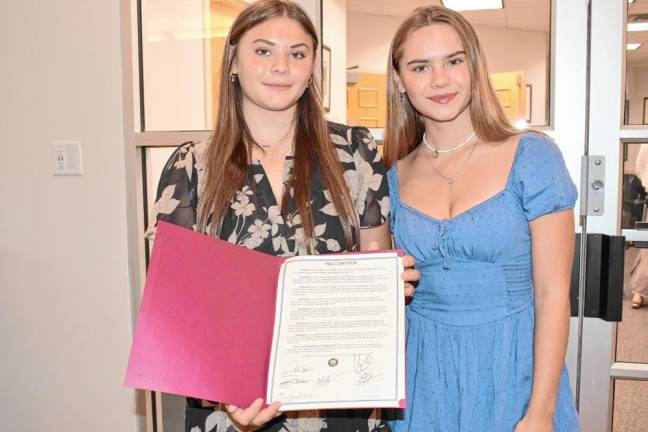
[348,0,648,65]
[628,0,648,64]
[347,0,550,32]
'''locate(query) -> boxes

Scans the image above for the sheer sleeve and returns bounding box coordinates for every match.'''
[145,141,200,239]
[513,133,578,221]
[330,124,390,228]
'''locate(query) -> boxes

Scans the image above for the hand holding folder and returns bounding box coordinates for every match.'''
[125,221,406,411]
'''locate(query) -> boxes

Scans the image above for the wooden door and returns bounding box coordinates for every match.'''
[490,71,527,125]
[346,73,387,128]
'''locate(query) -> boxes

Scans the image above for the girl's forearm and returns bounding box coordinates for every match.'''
[526,288,571,417]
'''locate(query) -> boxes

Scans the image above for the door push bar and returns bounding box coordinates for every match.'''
[569,233,624,322]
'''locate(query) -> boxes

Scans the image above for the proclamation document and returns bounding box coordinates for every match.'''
[266,252,406,411]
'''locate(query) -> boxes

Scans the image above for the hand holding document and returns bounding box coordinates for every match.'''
[125,222,406,410]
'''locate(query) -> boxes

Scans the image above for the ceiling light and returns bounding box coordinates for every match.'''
[628,22,648,31]
[441,0,503,11]
[628,43,642,50]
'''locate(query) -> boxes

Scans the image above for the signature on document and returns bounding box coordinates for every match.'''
[353,353,376,384]
[284,360,313,373]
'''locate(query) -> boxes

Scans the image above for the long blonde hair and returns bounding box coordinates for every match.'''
[383,6,516,168]
[198,0,358,251]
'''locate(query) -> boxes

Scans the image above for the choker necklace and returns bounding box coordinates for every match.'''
[423,131,476,158]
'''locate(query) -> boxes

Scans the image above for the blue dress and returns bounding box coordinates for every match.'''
[387,133,580,432]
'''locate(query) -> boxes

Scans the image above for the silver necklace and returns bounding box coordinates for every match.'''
[423,131,475,158]
[423,139,479,187]
[259,150,291,160]
[258,144,293,160]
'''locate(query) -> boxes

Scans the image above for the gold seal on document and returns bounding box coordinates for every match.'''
[328,358,338,367]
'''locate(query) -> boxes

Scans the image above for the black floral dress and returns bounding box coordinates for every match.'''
[147,122,391,432]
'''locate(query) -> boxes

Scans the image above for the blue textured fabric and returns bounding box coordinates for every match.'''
[388,133,580,432]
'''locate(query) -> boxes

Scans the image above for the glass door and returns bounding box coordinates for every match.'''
[612,0,648,431]
[563,1,648,431]
[126,0,648,430]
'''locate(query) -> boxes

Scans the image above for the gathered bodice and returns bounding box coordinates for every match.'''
[388,133,578,326]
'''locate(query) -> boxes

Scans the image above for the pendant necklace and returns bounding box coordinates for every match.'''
[423,131,475,158]
[423,138,479,188]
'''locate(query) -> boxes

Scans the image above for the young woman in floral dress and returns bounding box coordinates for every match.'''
[147,1,417,431]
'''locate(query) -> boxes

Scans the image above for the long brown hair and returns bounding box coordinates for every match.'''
[198,0,358,251]
[383,6,516,168]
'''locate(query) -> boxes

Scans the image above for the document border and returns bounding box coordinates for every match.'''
[267,253,403,409]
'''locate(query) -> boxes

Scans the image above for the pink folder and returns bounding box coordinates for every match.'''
[125,221,406,409]
[125,221,283,407]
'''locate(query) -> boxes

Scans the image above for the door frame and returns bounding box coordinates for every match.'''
[569,1,648,431]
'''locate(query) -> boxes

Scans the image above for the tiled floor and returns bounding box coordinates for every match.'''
[612,246,648,432]
[613,380,648,432]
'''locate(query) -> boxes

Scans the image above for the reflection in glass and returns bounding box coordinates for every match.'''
[618,245,648,363]
[619,142,648,364]
[622,143,648,230]
[345,0,551,128]
[141,0,247,132]
[612,379,648,432]
[625,0,648,125]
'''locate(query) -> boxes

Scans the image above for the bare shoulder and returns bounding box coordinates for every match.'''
[479,132,524,158]
[394,146,424,185]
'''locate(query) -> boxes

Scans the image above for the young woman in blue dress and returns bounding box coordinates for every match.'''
[148,1,419,431]
[382,6,580,432]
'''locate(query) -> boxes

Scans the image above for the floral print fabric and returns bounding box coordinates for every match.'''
[148,122,389,255]
[148,122,390,432]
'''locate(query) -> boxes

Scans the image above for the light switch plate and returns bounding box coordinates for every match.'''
[52,141,83,176]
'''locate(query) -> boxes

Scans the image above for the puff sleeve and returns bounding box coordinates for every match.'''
[330,124,390,228]
[145,141,201,239]
[513,133,578,221]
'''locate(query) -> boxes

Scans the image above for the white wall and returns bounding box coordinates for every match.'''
[323,0,348,124]
[0,1,139,431]
[347,12,548,125]
[346,13,396,74]
[476,26,547,126]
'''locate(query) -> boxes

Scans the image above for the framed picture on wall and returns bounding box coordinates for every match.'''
[643,97,648,124]
[322,45,331,112]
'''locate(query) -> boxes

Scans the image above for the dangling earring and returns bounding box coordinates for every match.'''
[399,92,406,102]
[230,73,238,82]
[306,76,313,87]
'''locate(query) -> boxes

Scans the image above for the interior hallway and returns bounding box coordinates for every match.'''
[612,246,648,432]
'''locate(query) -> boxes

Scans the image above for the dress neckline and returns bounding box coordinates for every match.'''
[392,132,529,223]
